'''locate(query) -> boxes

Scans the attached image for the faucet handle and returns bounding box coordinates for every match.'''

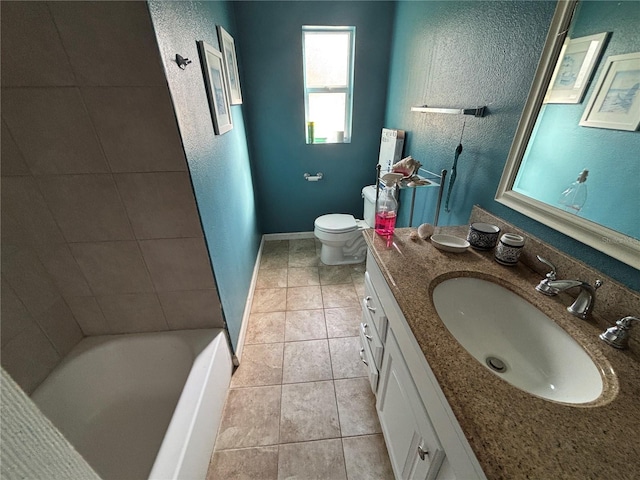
[600,316,640,349]
[536,255,557,280]
[535,255,559,295]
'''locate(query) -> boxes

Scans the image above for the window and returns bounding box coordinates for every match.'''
[302,26,355,144]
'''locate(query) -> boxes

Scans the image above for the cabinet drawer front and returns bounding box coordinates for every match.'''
[364,272,388,342]
[361,309,384,370]
[359,327,379,394]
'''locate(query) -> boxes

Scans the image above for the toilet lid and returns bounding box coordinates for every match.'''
[315,214,358,233]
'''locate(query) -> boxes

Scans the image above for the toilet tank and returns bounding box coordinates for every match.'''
[362,185,377,227]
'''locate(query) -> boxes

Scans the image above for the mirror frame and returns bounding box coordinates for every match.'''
[495,0,640,270]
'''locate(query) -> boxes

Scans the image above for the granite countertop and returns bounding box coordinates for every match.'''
[363,227,640,480]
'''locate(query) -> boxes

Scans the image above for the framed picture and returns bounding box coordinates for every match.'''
[544,32,609,104]
[197,40,233,135]
[217,26,243,105]
[580,52,640,131]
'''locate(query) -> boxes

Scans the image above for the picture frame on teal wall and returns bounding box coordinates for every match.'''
[197,40,233,135]
[544,32,609,104]
[580,52,640,131]
[217,26,243,105]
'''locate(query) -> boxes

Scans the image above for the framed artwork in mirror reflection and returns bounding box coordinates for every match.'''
[580,52,640,131]
[197,40,233,135]
[544,32,609,104]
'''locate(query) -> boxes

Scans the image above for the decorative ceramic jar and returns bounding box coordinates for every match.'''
[467,223,501,250]
[495,233,525,265]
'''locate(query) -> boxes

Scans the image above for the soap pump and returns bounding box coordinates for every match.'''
[558,169,588,214]
[375,185,398,239]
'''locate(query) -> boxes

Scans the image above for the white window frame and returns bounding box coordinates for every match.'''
[302,25,356,144]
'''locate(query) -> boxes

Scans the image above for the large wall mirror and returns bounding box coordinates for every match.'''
[496,0,640,269]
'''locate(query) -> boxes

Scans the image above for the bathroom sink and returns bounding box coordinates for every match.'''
[432,277,603,404]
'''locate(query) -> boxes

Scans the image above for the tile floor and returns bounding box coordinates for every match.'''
[207,238,394,479]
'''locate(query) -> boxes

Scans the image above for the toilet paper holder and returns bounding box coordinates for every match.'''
[304,172,324,182]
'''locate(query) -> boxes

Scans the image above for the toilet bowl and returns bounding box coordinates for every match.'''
[314,186,377,265]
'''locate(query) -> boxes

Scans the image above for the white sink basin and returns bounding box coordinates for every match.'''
[432,277,603,404]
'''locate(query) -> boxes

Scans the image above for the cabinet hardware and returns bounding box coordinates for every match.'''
[418,444,428,461]
[365,296,377,313]
[359,348,369,366]
[362,323,373,341]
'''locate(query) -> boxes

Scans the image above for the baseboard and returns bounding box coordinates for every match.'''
[234,232,318,362]
[234,236,264,363]
[263,231,315,240]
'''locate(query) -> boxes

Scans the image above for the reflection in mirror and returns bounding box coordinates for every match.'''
[496,0,640,269]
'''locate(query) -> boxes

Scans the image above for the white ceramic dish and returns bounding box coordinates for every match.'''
[430,234,470,253]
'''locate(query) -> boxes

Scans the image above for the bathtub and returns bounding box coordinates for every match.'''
[32,329,232,480]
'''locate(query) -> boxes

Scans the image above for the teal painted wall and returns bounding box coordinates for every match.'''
[148,1,260,349]
[514,0,640,239]
[384,0,639,290]
[233,1,396,233]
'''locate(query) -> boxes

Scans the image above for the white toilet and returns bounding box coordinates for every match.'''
[314,185,377,265]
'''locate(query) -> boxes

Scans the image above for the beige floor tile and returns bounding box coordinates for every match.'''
[280,381,340,443]
[321,284,359,308]
[261,250,289,270]
[325,307,361,338]
[285,309,326,341]
[208,446,278,480]
[257,268,288,289]
[231,343,284,388]
[286,286,323,310]
[263,240,289,253]
[282,339,332,384]
[352,271,365,295]
[342,434,394,480]
[277,439,347,480]
[335,377,382,437]
[287,267,320,287]
[245,311,285,344]
[288,238,316,252]
[329,337,368,379]
[319,265,356,285]
[216,385,280,450]
[252,288,287,313]
[288,249,319,268]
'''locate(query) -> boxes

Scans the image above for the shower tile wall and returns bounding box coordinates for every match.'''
[1,1,224,394]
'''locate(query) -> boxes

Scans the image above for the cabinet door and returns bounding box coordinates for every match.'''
[377,329,445,480]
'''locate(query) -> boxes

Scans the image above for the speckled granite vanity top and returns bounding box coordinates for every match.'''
[364,227,640,480]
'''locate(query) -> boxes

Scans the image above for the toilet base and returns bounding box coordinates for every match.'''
[318,235,367,265]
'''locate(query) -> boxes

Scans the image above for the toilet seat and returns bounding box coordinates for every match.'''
[314,214,358,234]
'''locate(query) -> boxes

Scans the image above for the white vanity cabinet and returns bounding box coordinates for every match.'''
[365,251,486,480]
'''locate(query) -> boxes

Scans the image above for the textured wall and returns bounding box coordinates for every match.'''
[148,1,261,349]
[233,1,396,233]
[0,368,100,480]
[1,1,224,393]
[384,0,638,290]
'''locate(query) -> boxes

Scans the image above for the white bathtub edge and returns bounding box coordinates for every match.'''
[148,331,232,480]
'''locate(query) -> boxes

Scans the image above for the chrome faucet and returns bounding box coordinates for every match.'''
[534,256,602,319]
[544,279,603,319]
[600,316,640,349]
